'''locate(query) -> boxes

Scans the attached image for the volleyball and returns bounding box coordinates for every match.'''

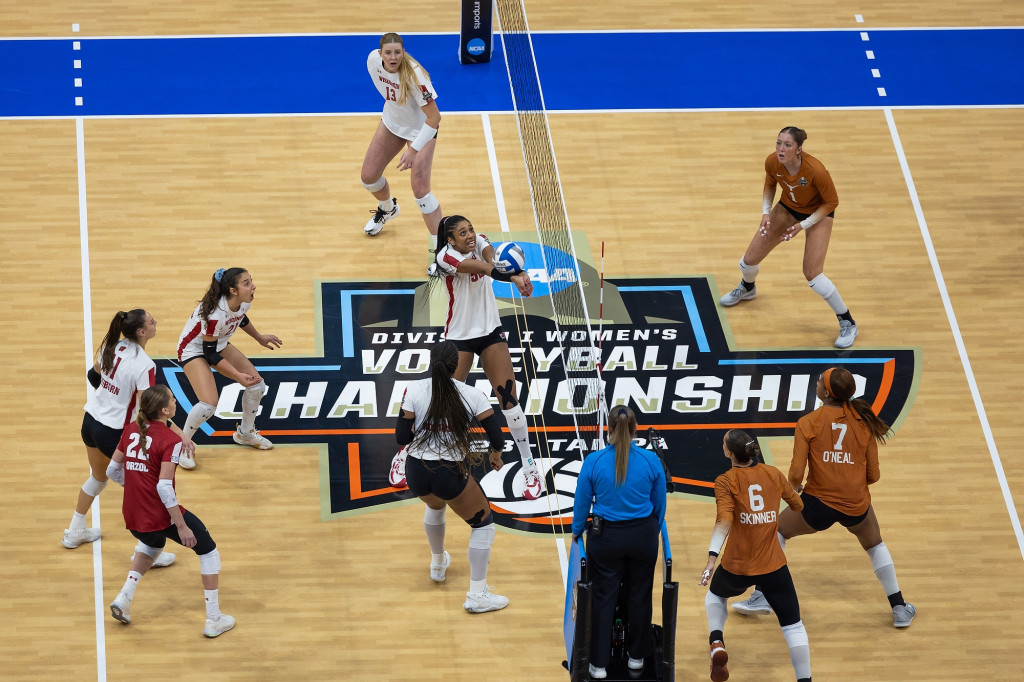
[493,242,526,275]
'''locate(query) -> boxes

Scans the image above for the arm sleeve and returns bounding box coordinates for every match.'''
[156,478,178,508]
[87,367,101,389]
[865,437,880,485]
[396,415,414,446]
[478,413,505,452]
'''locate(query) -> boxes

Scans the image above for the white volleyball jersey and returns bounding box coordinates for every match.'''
[176,297,251,361]
[366,50,438,141]
[435,235,502,341]
[84,340,156,430]
[401,377,493,461]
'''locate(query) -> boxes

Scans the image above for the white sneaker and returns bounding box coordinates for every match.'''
[204,613,236,638]
[389,447,408,489]
[720,282,756,306]
[463,587,509,613]
[893,602,916,628]
[62,527,101,549]
[132,551,175,568]
[110,592,132,624]
[522,465,544,500]
[835,319,858,349]
[364,201,400,236]
[233,427,273,450]
[588,664,607,679]
[430,551,451,583]
[732,590,772,615]
[177,449,197,470]
[627,656,645,670]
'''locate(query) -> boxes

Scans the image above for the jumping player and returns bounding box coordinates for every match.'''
[176,267,282,468]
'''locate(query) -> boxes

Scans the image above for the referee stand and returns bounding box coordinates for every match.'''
[563,521,678,681]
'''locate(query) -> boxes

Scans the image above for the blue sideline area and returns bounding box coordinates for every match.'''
[1,29,1022,117]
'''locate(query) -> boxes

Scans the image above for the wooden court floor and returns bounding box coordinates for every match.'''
[2,3,1023,680]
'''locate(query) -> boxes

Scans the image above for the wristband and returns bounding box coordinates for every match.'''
[708,550,719,558]
[799,219,810,230]
[762,199,773,215]
[410,124,438,152]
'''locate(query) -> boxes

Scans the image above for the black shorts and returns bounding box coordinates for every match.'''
[81,411,123,458]
[405,455,469,500]
[450,327,506,356]
[780,202,835,222]
[710,564,802,627]
[130,509,217,556]
[800,491,869,531]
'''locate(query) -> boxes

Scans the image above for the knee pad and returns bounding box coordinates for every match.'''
[134,541,163,560]
[469,523,495,550]
[781,621,809,648]
[362,176,386,192]
[188,401,216,424]
[82,475,108,497]
[424,506,446,526]
[198,548,221,575]
[415,192,439,214]
[807,273,836,300]
[243,380,267,399]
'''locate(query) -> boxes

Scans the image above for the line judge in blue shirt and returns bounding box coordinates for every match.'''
[571,405,668,680]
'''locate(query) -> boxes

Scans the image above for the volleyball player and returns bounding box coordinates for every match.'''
[360,31,444,252]
[732,368,916,628]
[699,430,811,682]
[398,341,509,613]
[62,308,178,568]
[389,215,543,500]
[176,267,282,468]
[105,385,234,637]
[719,127,858,349]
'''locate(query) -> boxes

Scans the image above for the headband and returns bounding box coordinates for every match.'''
[823,368,836,397]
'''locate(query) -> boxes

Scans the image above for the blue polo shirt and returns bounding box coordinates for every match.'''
[571,442,667,537]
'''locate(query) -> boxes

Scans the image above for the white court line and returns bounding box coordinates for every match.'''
[481,113,510,232]
[884,107,1024,561]
[76,116,108,681]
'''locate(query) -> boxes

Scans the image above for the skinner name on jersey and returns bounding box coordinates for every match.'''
[740,510,777,525]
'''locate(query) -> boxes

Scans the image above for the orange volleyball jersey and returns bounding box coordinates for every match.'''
[716,463,803,576]
[790,404,880,516]
[764,152,839,214]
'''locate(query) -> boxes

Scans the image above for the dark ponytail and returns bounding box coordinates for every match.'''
[198,267,248,321]
[412,341,481,471]
[98,309,147,374]
[824,367,892,444]
[607,405,637,485]
[724,429,761,465]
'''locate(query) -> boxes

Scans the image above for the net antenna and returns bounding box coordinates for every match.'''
[495,0,608,454]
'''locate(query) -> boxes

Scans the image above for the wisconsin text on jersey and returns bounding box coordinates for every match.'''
[153,238,920,535]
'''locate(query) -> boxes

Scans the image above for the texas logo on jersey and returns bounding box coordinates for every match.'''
[155,234,919,535]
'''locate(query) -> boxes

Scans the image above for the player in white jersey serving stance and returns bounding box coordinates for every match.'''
[389,215,542,500]
[360,32,443,246]
[176,267,282,468]
[398,341,509,612]
[62,308,184,571]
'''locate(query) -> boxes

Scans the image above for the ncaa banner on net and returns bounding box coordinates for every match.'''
[460,0,494,64]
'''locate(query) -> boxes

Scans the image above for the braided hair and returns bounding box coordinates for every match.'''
[135,385,174,468]
[410,341,482,472]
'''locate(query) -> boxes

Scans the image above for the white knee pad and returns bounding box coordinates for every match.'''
[424,506,446,526]
[781,621,809,648]
[134,541,163,560]
[362,176,386,192]
[468,523,496,550]
[199,548,221,575]
[415,192,439,214]
[82,475,108,497]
